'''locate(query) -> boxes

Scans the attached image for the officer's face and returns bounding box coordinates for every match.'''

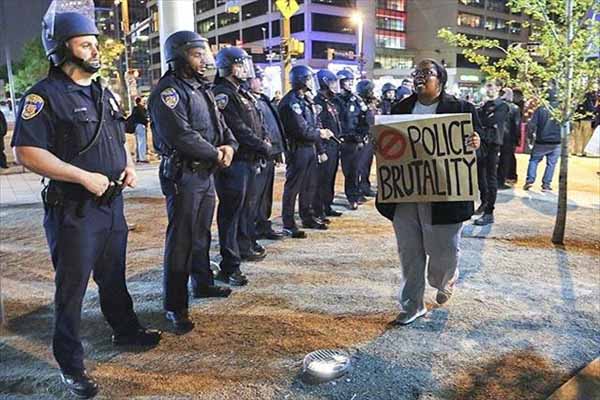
[249,77,263,93]
[67,35,100,69]
[384,90,395,100]
[186,47,211,75]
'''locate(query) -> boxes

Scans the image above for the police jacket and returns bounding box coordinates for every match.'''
[377,92,482,225]
[528,106,561,145]
[213,78,270,162]
[255,92,287,156]
[11,67,128,196]
[149,70,238,164]
[380,98,393,115]
[333,91,369,142]
[278,89,321,148]
[0,109,6,138]
[478,98,509,145]
[314,91,342,139]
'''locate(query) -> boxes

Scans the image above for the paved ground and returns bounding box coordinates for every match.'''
[1,156,599,400]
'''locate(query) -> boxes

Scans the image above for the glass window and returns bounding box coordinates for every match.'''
[196,0,215,14]
[242,0,268,21]
[374,55,412,69]
[291,13,304,33]
[484,17,507,33]
[376,15,405,31]
[375,30,405,49]
[242,23,269,43]
[151,52,161,65]
[458,0,484,7]
[197,16,216,34]
[377,0,405,11]
[311,0,355,7]
[272,20,280,37]
[508,21,521,35]
[486,0,509,13]
[457,12,483,29]
[218,31,240,45]
[218,11,239,28]
[456,53,478,68]
[312,13,354,34]
[312,40,356,60]
[150,36,160,49]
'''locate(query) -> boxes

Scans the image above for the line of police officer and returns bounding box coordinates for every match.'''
[11,3,408,395]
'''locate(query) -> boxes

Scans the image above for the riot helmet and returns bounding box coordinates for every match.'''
[356,80,375,99]
[316,69,338,95]
[215,47,255,81]
[164,31,215,77]
[336,69,355,93]
[290,65,317,92]
[382,83,397,100]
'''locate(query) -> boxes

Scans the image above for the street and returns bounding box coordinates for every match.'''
[0,157,599,399]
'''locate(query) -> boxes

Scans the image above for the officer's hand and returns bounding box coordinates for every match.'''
[467,132,481,150]
[81,172,110,197]
[217,145,234,168]
[120,166,138,188]
[319,128,334,139]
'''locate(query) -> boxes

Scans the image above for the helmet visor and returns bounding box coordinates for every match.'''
[234,57,255,80]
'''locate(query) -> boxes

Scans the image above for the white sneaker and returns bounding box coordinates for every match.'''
[391,307,427,326]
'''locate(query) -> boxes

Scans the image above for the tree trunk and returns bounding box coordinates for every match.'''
[552,123,570,244]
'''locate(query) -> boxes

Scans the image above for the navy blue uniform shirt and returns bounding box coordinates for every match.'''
[278,89,321,145]
[148,70,238,162]
[11,67,127,182]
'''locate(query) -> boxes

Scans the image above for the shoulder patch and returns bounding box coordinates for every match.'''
[161,87,180,109]
[21,94,45,120]
[291,103,303,115]
[215,93,229,110]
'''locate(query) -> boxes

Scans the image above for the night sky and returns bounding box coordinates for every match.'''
[0,0,53,65]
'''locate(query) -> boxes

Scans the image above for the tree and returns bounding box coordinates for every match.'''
[98,36,125,80]
[10,38,48,96]
[439,0,600,245]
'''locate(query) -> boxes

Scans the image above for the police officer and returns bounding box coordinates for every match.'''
[279,65,334,237]
[380,83,396,115]
[356,79,378,198]
[149,31,238,332]
[247,65,287,241]
[334,69,369,210]
[314,69,343,220]
[11,9,161,398]
[213,47,272,286]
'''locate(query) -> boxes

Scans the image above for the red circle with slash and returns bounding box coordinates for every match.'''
[378,129,407,160]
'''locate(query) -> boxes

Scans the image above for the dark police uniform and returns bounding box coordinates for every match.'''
[149,70,238,313]
[213,78,270,272]
[358,97,378,196]
[254,92,286,237]
[314,91,342,217]
[334,92,369,204]
[279,89,321,229]
[11,67,142,375]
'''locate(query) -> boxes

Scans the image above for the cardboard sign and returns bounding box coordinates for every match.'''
[372,113,479,203]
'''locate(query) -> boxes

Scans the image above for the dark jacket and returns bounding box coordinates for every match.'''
[478,98,510,145]
[148,70,238,163]
[376,92,482,225]
[213,78,270,162]
[255,92,287,156]
[528,106,561,145]
[0,109,6,138]
[131,104,148,126]
[380,98,393,115]
[333,91,369,142]
[505,101,522,146]
[278,89,321,148]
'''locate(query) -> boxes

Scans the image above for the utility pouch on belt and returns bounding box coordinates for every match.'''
[162,151,183,181]
[41,181,64,208]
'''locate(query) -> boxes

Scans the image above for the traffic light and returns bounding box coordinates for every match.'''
[289,38,304,56]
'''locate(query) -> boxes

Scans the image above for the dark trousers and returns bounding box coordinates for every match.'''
[255,159,276,236]
[281,146,317,228]
[215,160,256,272]
[340,142,362,202]
[314,142,339,217]
[0,134,7,167]
[358,141,374,194]
[477,143,501,214]
[44,195,140,374]
[498,141,518,185]
[160,168,216,312]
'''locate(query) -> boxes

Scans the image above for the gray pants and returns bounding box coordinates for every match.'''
[392,203,463,313]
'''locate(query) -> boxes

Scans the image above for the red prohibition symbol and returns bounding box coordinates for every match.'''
[378,129,407,160]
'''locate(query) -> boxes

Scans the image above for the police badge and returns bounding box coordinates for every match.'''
[215,93,229,110]
[21,94,45,120]
[161,88,180,109]
[292,103,303,115]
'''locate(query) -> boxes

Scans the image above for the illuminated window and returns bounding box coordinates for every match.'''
[508,21,521,35]
[374,55,412,69]
[484,17,507,32]
[375,30,406,49]
[312,40,356,59]
[377,0,405,11]
[218,11,239,28]
[197,17,216,34]
[458,0,484,7]
[196,0,215,14]
[376,15,405,31]
[457,12,483,28]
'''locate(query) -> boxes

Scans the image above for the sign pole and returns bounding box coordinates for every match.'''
[281,17,291,93]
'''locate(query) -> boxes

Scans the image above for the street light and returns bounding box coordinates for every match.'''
[351,12,364,78]
[261,26,268,63]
